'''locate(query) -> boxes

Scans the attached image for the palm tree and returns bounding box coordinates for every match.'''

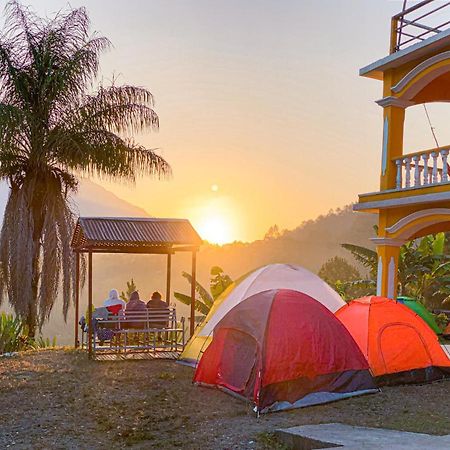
[0,2,170,337]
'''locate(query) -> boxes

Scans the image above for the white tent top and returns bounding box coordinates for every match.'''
[200,263,345,337]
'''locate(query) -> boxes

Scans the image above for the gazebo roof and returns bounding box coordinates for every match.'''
[71,217,202,253]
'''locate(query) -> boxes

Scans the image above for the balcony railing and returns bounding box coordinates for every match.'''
[391,0,450,53]
[393,146,450,190]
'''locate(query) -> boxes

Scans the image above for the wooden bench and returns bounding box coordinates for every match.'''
[83,307,185,357]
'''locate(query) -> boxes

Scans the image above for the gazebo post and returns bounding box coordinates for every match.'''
[166,253,172,305]
[190,250,197,336]
[74,251,80,348]
[87,250,93,359]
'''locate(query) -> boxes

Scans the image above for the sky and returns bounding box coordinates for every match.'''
[31,0,450,243]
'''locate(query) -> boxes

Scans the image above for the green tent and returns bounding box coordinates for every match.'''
[397,297,442,334]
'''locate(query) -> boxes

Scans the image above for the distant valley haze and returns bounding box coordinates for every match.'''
[0,180,375,344]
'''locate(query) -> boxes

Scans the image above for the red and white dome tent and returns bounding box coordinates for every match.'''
[194,289,377,414]
[180,264,346,365]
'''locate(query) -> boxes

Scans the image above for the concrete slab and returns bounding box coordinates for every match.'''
[275,423,450,450]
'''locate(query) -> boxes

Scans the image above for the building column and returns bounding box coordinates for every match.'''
[381,105,405,190]
[373,241,402,299]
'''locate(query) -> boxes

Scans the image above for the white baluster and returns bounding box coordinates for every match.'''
[422,153,430,185]
[395,159,403,189]
[431,151,438,184]
[442,149,449,183]
[405,156,411,188]
[413,155,421,186]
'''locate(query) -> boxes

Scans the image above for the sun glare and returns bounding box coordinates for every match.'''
[197,215,231,245]
[187,194,238,245]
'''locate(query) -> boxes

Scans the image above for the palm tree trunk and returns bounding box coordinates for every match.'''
[27,239,40,339]
[26,190,45,339]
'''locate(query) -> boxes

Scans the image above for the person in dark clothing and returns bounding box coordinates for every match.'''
[125,291,147,329]
[126,291,147,312]
[146,291,169,328]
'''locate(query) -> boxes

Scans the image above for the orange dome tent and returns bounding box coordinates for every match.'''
[336,296,450,385]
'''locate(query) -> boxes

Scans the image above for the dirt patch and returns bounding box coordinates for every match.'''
[0,349,449,449]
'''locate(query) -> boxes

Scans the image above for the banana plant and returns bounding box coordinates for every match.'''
[342,232,450,308]
[174,266,233,315]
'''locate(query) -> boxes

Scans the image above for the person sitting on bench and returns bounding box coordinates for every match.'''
[125,291,147,312]
[124,290,147,329]
[103,289,126,315]
[146,291,169,328]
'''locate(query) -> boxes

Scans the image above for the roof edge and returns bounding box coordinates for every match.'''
[360,28,450,80]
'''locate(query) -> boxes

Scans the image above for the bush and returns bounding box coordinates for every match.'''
[433,312,449,331]
[0,313,27,353]
[0,313,57,354]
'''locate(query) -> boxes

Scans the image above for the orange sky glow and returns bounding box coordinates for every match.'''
[36,1,450,243]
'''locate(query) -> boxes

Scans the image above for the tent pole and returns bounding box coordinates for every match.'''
[87,251,93,359]
[190,250,197,336]
[166,253,172,305]
[74,251,80,348]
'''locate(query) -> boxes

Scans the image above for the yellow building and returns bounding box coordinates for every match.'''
[356,2,450,298]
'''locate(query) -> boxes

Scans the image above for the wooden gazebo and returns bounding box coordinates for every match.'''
[70,217,202,357]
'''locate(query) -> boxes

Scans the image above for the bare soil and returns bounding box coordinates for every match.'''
[0,349,449,449]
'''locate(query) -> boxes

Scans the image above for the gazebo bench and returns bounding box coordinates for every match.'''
[87,307,186,357]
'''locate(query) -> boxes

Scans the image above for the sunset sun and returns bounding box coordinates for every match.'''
[197,215,231,245]
[189,193,238,245]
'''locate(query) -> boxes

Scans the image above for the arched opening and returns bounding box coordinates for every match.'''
[403,103,450,153]
[393,53,450,103]
[385,208,450,241]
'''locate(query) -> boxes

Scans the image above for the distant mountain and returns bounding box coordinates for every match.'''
[71,179,149,217]
[0,179,149,218]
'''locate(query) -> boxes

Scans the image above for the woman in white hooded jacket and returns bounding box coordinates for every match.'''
[103,289,126,314]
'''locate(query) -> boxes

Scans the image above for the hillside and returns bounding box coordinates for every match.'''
[72,179,149,217]
[199,205,376,281]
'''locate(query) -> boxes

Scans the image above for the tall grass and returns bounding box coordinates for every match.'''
[30,336,57,349]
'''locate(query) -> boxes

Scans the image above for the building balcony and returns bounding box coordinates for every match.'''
[393,146,449,189]
[391,0,450,54]
[355,145,450,212]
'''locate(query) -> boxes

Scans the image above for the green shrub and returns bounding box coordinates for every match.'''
[0,313,57,354]
[433,312,449,331]
[0,313,27,353]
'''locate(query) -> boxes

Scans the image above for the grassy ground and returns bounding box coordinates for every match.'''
[0,349,449,449]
